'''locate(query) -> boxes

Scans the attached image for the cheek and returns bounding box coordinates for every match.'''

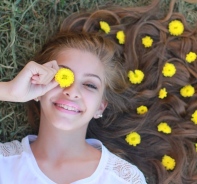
[81,86,104,99]
[81,90,104,109]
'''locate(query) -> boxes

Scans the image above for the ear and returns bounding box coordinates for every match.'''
[94,100,108,119]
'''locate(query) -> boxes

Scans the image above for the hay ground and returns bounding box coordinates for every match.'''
[0,0,197,142]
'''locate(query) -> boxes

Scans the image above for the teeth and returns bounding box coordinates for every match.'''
[56,104,79,112]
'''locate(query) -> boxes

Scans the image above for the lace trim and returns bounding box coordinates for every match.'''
[0,140,23,157]
[105,153,145,183]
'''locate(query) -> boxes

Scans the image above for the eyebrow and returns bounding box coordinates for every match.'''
[59,65,102,83]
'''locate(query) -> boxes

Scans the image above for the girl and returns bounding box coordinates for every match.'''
[0,32,147,183]
[1,0,197,183]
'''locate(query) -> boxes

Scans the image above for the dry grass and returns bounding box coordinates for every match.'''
[0,0,197,142]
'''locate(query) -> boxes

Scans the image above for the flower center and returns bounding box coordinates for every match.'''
[62,75,68,79]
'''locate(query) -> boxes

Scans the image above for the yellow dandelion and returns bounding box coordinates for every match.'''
[116,31,125,44]
[100,21,110,34]
[142,36,153,48]
[180,85,195,97]
[185,52,197,63]
[137,105,148,115]
[128,70,144,84]
[191,110,197,125]
[55,68,74,88]
[195,143,197,152]
[162,155,176,170]
[125,132,141,146]
[162,63,176,77]
[168,20,184,36]
[159,88,168,99]
[157,122,172,134]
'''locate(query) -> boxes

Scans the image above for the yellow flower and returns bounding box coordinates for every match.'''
[116,31,125,44]
[191,110,197,124]
[55,68,74,88]
[162,63,176,77]
[137,105,148,115]
[142,36,153,48]
[157,122,171,134]
[159,88,167,99]
[185,52,197,63]
[195,143,197,152]
[128,70,144,84]
[162,155,176,170]
[168,20,184,36]
[180,85,195,97]
[125,132,141,146]
[100,21,110,34]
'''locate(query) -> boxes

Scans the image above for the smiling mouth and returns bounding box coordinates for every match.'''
[54,103,81,113]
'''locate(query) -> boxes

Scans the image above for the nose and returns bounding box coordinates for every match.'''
[62,84,81,99]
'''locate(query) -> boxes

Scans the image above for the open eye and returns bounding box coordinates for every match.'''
[84,83,97,90]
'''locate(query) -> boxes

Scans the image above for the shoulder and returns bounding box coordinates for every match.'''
[0,139,24,157]
[87,138,147,184]
[105,151,147,183]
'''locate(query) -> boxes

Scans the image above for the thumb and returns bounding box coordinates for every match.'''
[41,80,58,95]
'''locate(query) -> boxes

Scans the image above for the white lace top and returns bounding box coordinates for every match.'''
[0,135,147,184]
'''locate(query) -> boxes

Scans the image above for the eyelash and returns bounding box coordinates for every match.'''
[84,84,97,90]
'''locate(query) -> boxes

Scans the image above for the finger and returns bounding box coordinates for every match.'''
[34,68,55,85]
[37,69,56,85]
[41,80,59,95]
[31,75,41,84]
[39,61,59,84]
[31,75,40,81]
[26,61,58,85]
[24,61,48,84]
[31,79,38,84]
[43,60,59,71]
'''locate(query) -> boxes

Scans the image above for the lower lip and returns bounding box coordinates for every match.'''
[54,105,80,115]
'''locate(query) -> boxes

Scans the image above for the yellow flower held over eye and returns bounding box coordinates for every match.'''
[168,20,184,36]
[125,132,141,146]
[128,70,144,84]
[142,36,153,48]
[55,68,74,88]
[159,88,167,99]
[100,21,110,34]
[137,105,148,115]
[162,63,176,77]
[157,122,171,134]
[116,31,125,44]
[185,52,197,63]
[191,110,197,125]
[180,85,195,97]
[162,155,176,170]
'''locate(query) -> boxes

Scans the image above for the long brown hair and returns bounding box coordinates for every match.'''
[59,0,197,183]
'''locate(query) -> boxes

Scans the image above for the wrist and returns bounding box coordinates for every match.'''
[0,81,17,102]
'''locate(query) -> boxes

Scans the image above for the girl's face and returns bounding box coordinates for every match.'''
[40,48,108,132]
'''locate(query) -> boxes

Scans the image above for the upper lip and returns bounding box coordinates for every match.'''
[53,100,82,112]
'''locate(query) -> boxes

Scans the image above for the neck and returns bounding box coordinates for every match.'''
[31,119,89,161]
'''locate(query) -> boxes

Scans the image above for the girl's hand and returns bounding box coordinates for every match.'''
[8,60,59,102]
